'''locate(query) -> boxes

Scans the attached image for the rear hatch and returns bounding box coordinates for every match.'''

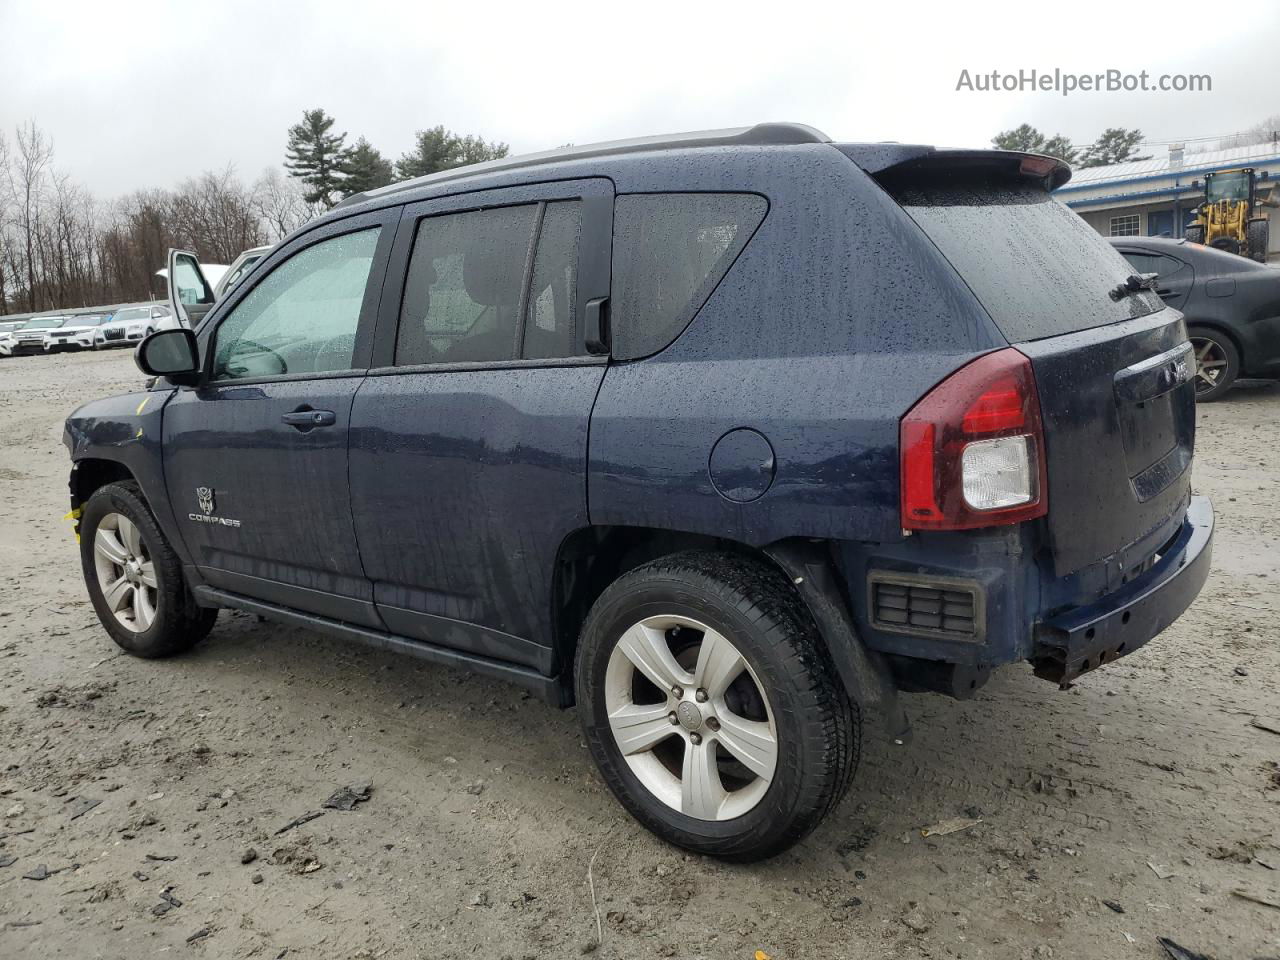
[874,152,1194,577]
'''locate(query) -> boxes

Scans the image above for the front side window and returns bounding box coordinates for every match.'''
[610,193,767,360]
[212,228,380,381]
[396,205,538,365]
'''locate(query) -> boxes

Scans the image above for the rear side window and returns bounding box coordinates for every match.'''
[890,182,1161,342]
[1120,251,1188,279]
[610,193,767,360]
[397,205,538,365]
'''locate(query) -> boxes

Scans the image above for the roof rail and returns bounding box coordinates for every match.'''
[335,122,830,209]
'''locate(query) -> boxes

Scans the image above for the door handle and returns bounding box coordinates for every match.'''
[282,408,336,429]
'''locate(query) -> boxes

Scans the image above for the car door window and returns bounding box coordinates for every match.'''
[212,228,380,381]
[396,205,538,365]
[523,201,583,359]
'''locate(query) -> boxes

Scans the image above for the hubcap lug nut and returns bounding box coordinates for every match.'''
[706,717,720,731]
[689,732,702,745]
[671,685,683,698]
[695,688,708,703]
[668,711,679,725]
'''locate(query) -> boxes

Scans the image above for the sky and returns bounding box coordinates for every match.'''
[2,0,1277,199]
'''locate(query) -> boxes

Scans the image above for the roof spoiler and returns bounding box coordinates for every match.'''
[838,144,1072,191]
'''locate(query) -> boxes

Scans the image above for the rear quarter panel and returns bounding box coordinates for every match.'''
[588,145,1005,544]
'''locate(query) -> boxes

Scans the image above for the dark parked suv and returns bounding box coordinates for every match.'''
[64,123,1213,861]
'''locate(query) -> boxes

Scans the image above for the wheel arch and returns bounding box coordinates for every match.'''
[70,457,138,511]
[550,526,904,734]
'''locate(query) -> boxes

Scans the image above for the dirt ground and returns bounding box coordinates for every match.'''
[0,348,1277,960]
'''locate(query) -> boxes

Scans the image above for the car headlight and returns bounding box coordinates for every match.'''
[127,324,145,335]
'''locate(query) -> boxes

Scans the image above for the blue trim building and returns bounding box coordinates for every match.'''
[1054,142,1280,260]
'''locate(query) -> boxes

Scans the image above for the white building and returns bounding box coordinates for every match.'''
[1054,141,1280,260]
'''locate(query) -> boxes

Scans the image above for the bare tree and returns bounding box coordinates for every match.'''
[253,167,318,242]
[12,122,54,311]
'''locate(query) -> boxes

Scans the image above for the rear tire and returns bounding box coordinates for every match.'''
[1210,235,1240,256]
[1185,225,1205,245]
[1187,327,1240,402]
[575,551,858,861]
[80,481,216,657]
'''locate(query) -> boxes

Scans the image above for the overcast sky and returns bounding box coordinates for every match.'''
[2,0,1276,199]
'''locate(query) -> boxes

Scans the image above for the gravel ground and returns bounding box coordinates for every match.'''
[1,348,1278,960]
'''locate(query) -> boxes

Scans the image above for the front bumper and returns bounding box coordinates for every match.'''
[1030,495,1213,685]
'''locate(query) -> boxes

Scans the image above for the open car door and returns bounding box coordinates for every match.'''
[166,249,217,328]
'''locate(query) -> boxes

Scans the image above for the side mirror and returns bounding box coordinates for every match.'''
[136,328,200,384]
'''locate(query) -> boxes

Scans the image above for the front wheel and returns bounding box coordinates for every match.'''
[575,552,858,861]
[80,481,216,657]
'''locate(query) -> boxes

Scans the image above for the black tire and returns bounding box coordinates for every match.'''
[1187,327,1240,402]
[1185,225,1205,245]
[1248,219,1269,263]
[575,551,859,861]
[1210,235,1240,256]
[79,480,216,657]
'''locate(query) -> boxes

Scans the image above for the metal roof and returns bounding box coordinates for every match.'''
[1061,141,1280,191]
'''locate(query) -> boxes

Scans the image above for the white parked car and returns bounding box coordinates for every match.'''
[89,304,172,347]
[43,313,111,352]
[0,315,69,356]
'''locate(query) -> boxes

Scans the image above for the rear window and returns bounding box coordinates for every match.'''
[611,193,767,359]
[890,182,1161,342]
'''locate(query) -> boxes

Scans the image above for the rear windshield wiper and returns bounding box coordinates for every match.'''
[1108,272,1159,302]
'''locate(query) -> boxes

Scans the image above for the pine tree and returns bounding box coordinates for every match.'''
[341,137,394,196]
[1041,134,1078,165]
[395,126,510,180]
[991,124,1078,164]
[992,124,1046,153]
[1079,128,1151,169]
[285,109,351,208]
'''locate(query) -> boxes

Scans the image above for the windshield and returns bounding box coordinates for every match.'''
[21,317,67,330]
[890,181,1162,342]
[70,314,108,326]
[112,307,150,323]
[1207,171,1250,203]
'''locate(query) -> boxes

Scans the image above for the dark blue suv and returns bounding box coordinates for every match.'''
[64,123,1213,861]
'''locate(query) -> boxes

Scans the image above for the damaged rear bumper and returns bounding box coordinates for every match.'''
[1031,495,1213,685]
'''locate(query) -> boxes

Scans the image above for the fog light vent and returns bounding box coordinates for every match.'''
[869,573,983,641]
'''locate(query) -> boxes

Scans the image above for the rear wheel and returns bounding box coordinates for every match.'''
[1210,235,1240,256]
[1187,327,1240,402]
[80,481,216,657]
[575,552,858,861]
[1185,225,1205,245]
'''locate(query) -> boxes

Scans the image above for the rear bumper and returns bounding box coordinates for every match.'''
[1030,495,1213,685]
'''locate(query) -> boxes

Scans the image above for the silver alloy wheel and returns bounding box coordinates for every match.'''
[604,615,778,821]
[92,512,158,632]
[1190,336,1229,394]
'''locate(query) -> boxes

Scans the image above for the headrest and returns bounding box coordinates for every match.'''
[462,227,526,307]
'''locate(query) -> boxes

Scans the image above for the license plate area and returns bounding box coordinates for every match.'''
[1114,342,1195,498]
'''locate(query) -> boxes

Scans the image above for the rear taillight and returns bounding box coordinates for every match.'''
[901,348,1047,531]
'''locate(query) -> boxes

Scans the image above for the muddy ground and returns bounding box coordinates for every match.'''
[0,348,1277,960]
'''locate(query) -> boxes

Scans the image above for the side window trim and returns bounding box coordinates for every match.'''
[193,206,401,385]
[369,178,614,370]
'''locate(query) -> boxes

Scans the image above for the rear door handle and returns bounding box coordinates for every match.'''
[282,409,336,429]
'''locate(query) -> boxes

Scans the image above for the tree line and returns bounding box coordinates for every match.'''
[284,107,508,208]
[0,111,509,316]
[990,124,1151,167]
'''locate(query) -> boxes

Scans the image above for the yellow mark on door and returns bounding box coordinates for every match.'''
[136,396,150,415]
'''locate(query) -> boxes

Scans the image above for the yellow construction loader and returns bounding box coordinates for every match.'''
[1184,168,1274,262]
